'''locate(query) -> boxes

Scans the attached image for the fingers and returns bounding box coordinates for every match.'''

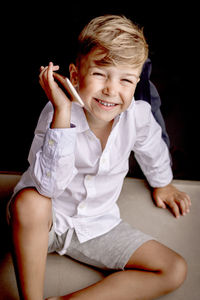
[154,196,166,209]
[39,62,60,101]
[178,192,191,216]
[167,200,180,219]
[38,62,73,110]
[153,185,191,219]
[47,62,54,90]
[39,62,59,88]
[40,66,45,72]
[167,192,191,219]
[53,71,66,84]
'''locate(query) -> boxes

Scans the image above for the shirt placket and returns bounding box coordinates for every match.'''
[77,131,99,215]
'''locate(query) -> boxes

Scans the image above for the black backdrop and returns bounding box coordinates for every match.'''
[1,2,199,180]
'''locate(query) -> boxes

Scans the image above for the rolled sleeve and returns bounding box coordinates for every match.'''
[32,126,77,198]
[43,127,76,158]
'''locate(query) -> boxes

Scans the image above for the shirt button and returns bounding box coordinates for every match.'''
[85,175,93,181]
[48,139,55,146]
[79,202,86,209]
[46,171,51,178]
[101,157,106,164]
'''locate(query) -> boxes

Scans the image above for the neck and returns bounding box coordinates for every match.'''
[83,109,114,150]
[83,108,113,131]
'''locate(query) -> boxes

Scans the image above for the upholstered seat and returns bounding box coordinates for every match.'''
[0,173,199,299]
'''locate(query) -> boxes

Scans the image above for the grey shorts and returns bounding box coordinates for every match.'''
[48,220,154,270]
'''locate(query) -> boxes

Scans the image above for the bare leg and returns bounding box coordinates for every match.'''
[10,188,52,300]
[47,240,187,300]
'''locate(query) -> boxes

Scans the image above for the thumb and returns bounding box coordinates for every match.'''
[155,196,166,209]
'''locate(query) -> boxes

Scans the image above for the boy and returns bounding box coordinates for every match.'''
[9,15,191,300]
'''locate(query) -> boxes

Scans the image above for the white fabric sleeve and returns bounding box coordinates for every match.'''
[133,101,173,187]
[28,102,78,197]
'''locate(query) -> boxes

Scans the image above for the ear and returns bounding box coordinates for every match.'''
[69,64,79,87]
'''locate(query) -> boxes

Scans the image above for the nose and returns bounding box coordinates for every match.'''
[102,78,117,97]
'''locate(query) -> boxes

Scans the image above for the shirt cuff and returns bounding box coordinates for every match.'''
[43,126,77,158]
[147,168,173,188]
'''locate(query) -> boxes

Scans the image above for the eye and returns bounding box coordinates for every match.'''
[93,72,105,77]
[121,79,133,84]
[121,78,138,86]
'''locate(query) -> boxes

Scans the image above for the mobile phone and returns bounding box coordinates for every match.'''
[65,78,84,107]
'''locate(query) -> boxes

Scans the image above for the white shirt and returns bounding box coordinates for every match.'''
[12,98,173,255]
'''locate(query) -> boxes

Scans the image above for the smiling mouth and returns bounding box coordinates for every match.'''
[94,98,118,107]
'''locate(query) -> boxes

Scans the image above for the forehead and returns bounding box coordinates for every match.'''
[79,49,142,78]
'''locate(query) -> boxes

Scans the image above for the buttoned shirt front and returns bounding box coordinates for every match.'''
[12,98,172,255]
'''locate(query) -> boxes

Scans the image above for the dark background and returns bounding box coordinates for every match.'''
[1,2,199,180]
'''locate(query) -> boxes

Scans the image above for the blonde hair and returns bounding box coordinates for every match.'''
[76,15,148,68]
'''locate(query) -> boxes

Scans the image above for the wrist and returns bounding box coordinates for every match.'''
[51,105,71,128]
[153,181,173,190]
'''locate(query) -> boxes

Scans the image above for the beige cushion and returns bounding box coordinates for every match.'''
[0,173,199,299]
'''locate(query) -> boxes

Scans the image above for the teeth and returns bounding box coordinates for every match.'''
[97,99,116,107]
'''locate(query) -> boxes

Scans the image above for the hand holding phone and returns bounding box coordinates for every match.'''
[64,78,84,107]
[52,72,84,107]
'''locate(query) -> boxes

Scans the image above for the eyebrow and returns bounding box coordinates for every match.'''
[89,65,139,80]
[122,73,139,79]
[89,66,101,70]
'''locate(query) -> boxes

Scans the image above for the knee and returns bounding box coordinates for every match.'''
[10,188,52,228]
[164,254,187,292]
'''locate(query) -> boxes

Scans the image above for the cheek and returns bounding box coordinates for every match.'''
[78,82,94,103]
[123,88,135,104]
[77,76,90,97]
[130,85,137,97]
[78,77,100,99]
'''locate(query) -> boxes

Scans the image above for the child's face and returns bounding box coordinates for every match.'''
[70,49,141,125]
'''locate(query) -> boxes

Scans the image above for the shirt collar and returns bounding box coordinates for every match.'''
[127,96,135,111]
[71,103,90,133]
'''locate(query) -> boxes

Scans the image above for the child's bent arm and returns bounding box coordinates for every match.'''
[27,102,77,198]
[133,102,173,188]
[31,128,77,198]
